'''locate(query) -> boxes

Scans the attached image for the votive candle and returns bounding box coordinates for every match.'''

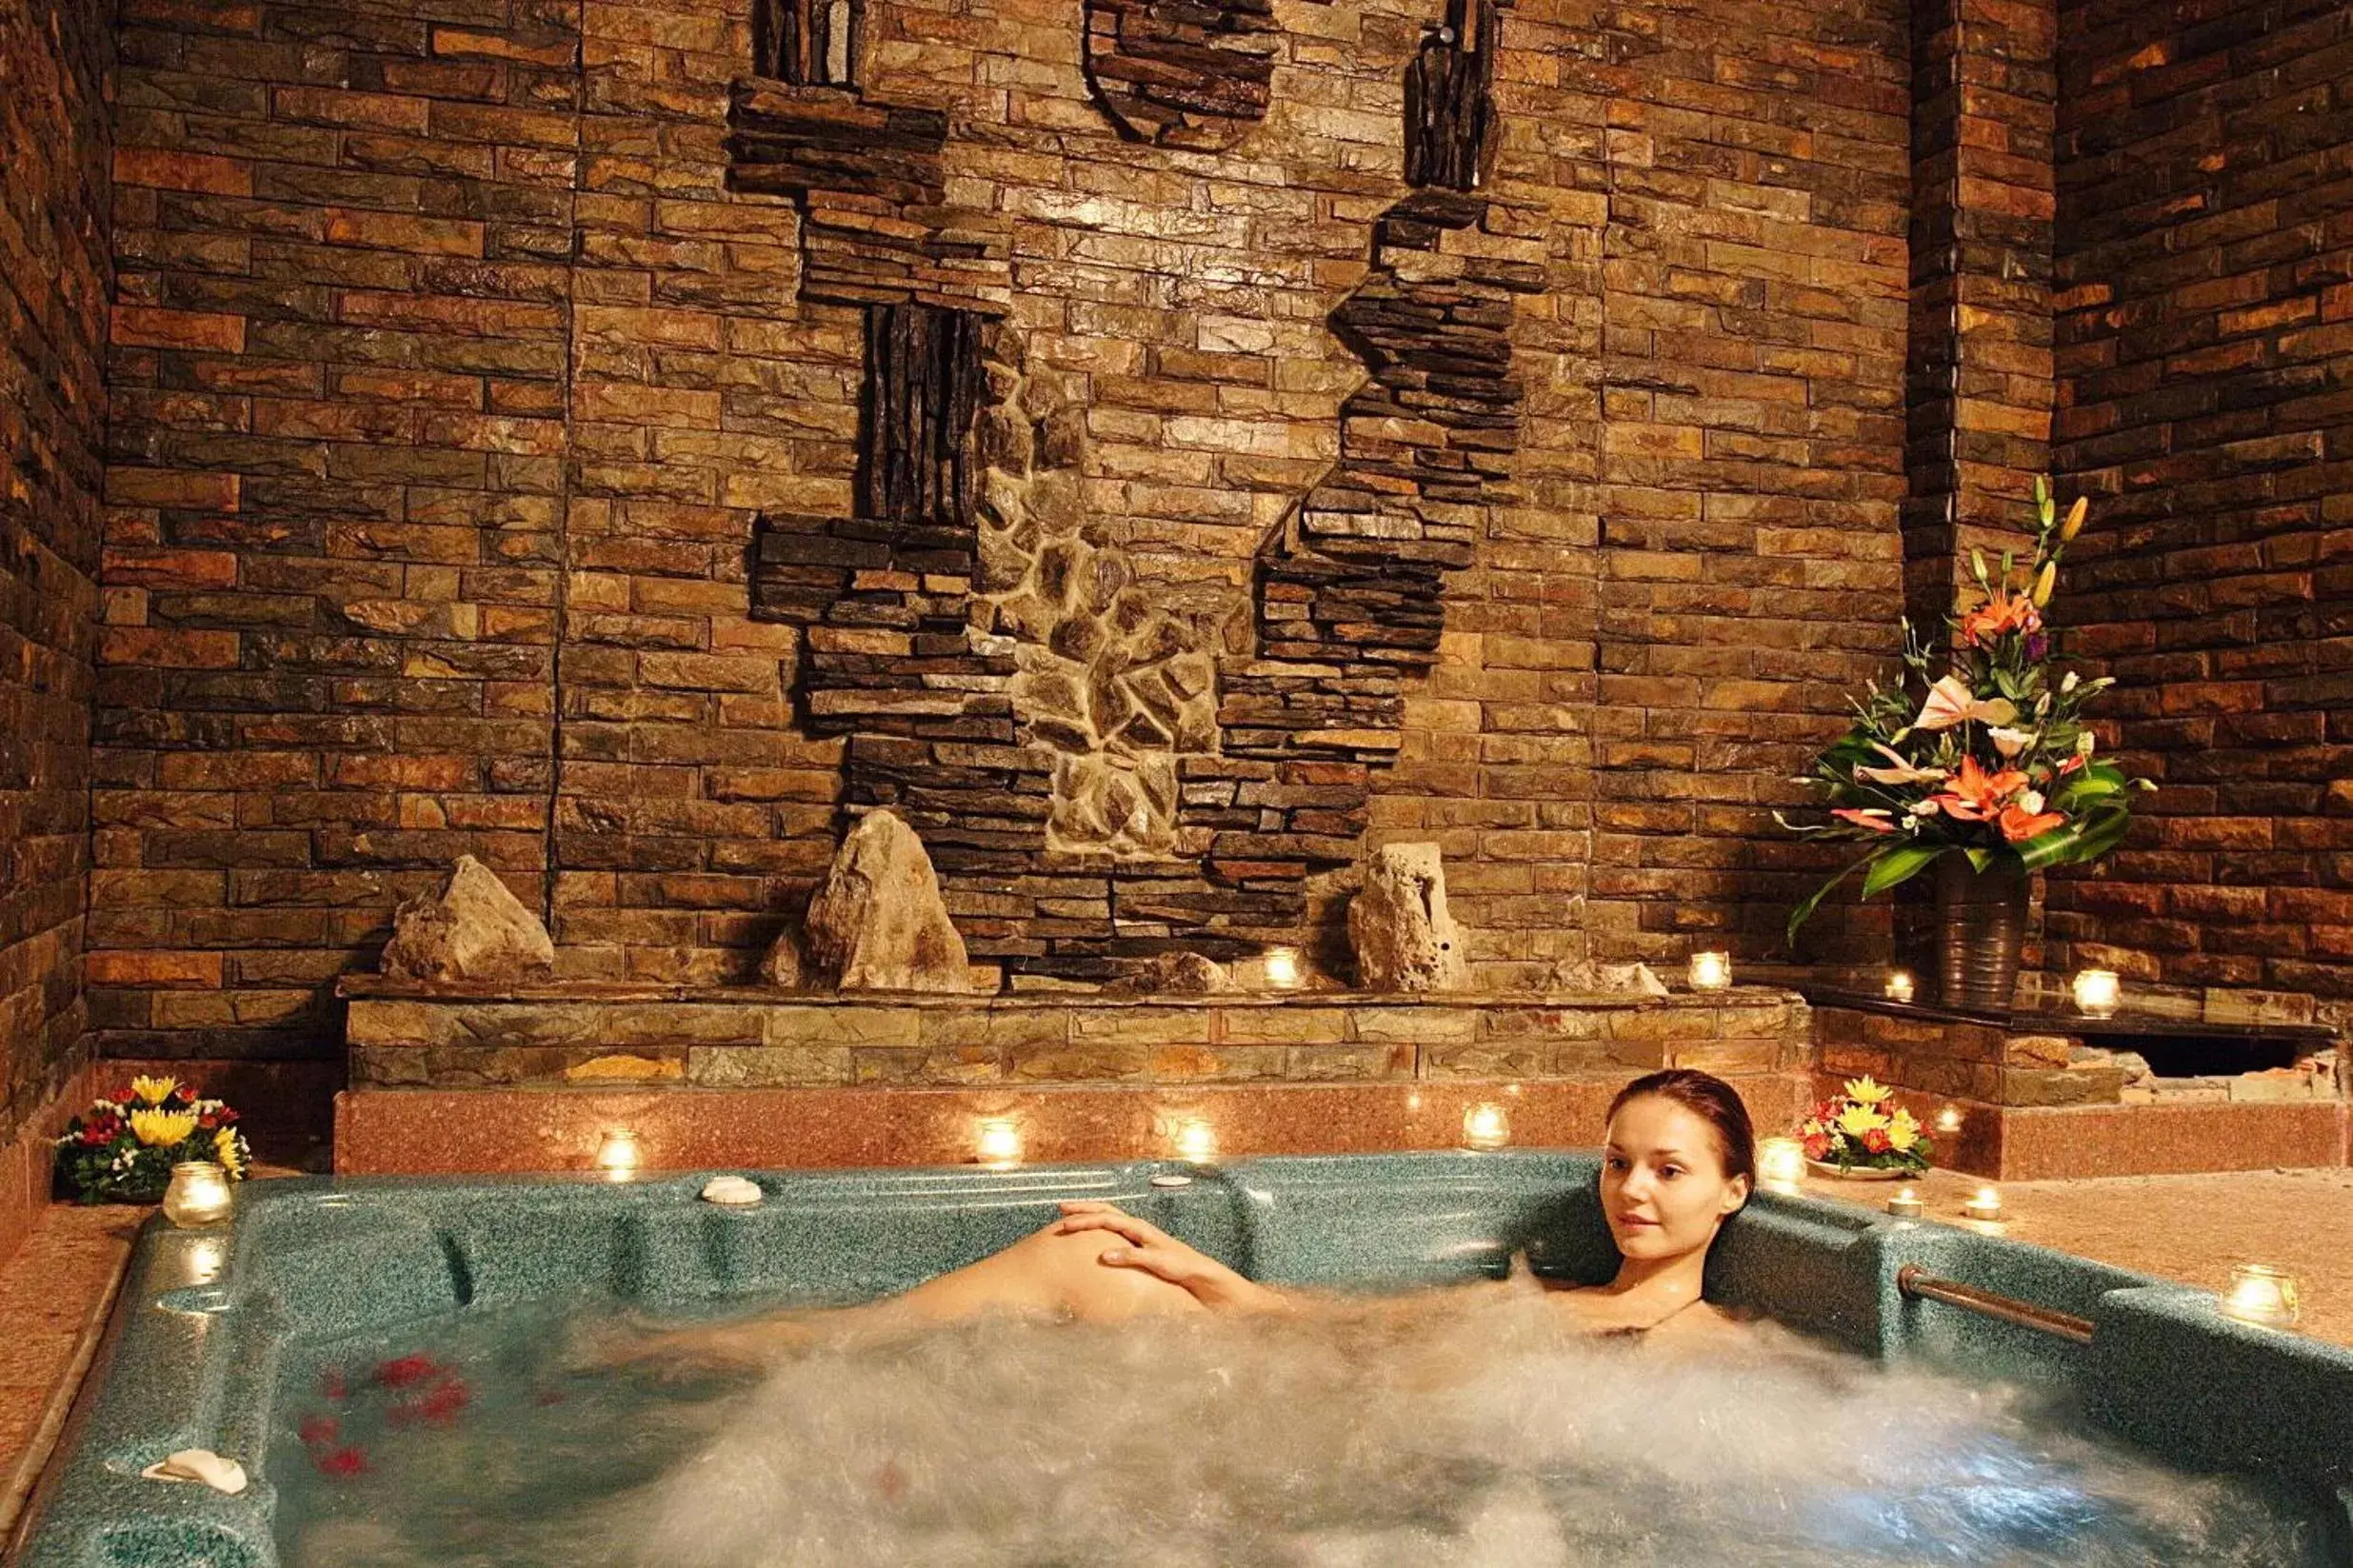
[162,1161,232,1227]
[594,1129,641,1180]
[975,1116,1023,1168]
[1886,1186,1924,1220]
[1758,1136,1805,1189]
[1263,946,1303,990]
[1461,1102,1510,1151]
[2221,1264,2301,1329]
[1687,951,1732,991]
[1172,1116,1218,1165]
[2072,968,2122,1018]
[1884,970,1916,1003]
[1964,1184,2004,1222]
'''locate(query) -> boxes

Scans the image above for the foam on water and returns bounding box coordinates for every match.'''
[274,1282,2326,1568]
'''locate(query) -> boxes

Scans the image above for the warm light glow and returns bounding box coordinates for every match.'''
[2221,1263,2302,1329]
[2071,968,2122,1017]
[976,1116,1023,1168]
[1172,1116,1218,1164]
[1758,1136,1805,1190]
[595,1129,641,1180]
[1687,951,1732,991]
[1934,1104,1964,1137]
[1461,1102,1510,1151]
[1263,946,1303,990]
[1884,970,1916,1003]
[1964,1184,2004,1222]
[1406,1092,1424,1112]
[1886,1185,1924,1219]
[162,1161,232,1227]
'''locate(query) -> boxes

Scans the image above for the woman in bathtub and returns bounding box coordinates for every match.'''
[633,1067,1756,1362]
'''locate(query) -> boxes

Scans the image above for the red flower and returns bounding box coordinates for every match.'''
[299,1414,342,1448]
[389,1377,471,1427]
[314,1446,368,1478]
[1863,1128,1892,1154]
[1802,1133,1831,1161]
[373,1355,442,1389]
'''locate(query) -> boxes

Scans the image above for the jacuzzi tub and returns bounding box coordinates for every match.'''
[14,1152,2353,1565]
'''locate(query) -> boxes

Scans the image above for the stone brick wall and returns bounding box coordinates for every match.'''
[1,0,111,1138]
[2049,0,2353,1024]
[94,0,1917,1061]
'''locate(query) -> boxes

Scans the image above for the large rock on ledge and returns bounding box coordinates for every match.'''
[1348,843,1467,993]
[767,810,977,993]
[381,856,555,982]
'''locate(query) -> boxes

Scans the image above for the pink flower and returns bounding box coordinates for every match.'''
[1831,808,1899,834]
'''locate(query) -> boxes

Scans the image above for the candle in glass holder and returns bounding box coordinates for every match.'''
[1758,1136,1805,1190]
[1687,951,1732,992]
[1262,946,1303,990]
[2221,1264,2302,1329]
[2071,968,2122,1018]
[1172,1116,1218,1165]
[1461,1102,1510,1151]
[1884,970,1916,1004]
[162,1161,233,1227]
[1934,1104,1964,1137]
[976,1116,1023,1168]
[1964,1184,2004,1222]
[1886,1185,1924,1220]
[595,1129,641,1181]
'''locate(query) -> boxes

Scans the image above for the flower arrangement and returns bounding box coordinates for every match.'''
[1801,1076,1929,1176]
[55,1076,251,1204]
[1780,478,2155,942]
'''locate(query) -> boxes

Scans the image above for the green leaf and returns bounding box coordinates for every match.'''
[1964,846,1993,873]
[1861,843,1946,897]
[2014,803,2133,872]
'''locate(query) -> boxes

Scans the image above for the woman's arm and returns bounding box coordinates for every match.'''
[1049,1201,1295,1314]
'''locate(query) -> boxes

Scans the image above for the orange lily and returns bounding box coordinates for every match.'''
[1959,591,2043,645]
[1996,790,2064,842]
[1928,756,2028,823]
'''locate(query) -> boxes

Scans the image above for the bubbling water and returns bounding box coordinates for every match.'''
[279,1286,2324,1568]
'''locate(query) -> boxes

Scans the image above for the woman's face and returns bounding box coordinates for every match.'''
[1600,1095,1750,1263]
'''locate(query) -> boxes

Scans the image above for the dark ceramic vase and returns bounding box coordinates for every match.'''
[1936,853,2028,1013]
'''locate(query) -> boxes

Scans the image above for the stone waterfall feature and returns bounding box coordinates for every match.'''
[1348,843,1467,993]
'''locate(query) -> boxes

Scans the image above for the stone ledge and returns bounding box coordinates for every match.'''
[342,983,1812,1090]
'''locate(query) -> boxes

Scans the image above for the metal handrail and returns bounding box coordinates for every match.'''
[1896,1263,2096,1345]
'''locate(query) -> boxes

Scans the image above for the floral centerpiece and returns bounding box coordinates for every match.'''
[1778,480,2154,1001]
[55,1077,251,1204]
[1801,1076,1929,1177]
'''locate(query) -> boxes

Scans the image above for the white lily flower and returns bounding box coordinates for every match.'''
[1987,726,2035,758]
[2061,670,2079,693]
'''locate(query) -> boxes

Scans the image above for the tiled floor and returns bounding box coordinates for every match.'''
[2,1165,2349,1526]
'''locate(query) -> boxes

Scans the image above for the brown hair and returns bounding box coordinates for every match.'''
[1605,1068,1756,1186]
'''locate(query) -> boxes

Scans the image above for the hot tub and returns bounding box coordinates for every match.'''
[15,1153,2353,1565]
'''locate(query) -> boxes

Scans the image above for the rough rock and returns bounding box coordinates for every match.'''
[1107,951,1235,996]
[380,856,555,982]
[1542,958,1669,998]
[1347,843,1466,993]
[769,809,977,993]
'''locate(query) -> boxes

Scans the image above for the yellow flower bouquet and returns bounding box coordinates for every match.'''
[54,1076,252,1203]
[1799,1076,1931,1177]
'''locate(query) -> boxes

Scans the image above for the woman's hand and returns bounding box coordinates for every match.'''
[1052,1201,1291,1314]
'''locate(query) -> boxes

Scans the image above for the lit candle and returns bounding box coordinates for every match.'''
[1934,1104,1964,1137]
[1461,1102,1510,1151]
[1964,1184,2004,1222]
[162,1161,233,1227]
[2221,1263,2302,1329]
[1758,1136,1805,1190]
[1172,1116,1217,1165]
[1886,1186,1924,1220]
[1263,946,1303,990]
[1687,951,1732,991]
[975,1116,1023,1168]
[1884,970,1916,1003]
[2072,968,2122,1018]
[595,1129,641,1181]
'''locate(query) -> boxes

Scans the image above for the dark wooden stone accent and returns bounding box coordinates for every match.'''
[726,80,1009,315]
[1082,0,1278,150]
[1406,0,1501,193]
[754,0,860,88]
